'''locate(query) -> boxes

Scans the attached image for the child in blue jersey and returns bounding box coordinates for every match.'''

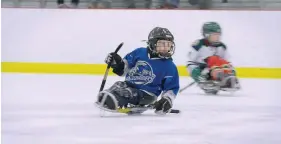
[97,27,179,114]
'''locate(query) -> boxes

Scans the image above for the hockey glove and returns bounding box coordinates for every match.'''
[105,52,125,76]
[154,94,174,114]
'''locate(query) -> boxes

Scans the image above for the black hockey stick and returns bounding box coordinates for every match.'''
[99,42,124,92]
[148,103,181,114]
[170,109,180,113]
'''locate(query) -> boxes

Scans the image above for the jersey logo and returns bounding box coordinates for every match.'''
[126,61,156,85]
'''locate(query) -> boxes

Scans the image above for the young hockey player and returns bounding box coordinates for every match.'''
[96,27,179,114]
[186,21,240,94]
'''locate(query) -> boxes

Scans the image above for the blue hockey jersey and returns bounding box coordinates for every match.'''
[123,47,179,97]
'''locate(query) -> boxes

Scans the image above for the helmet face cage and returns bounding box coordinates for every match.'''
[148,38,175,59]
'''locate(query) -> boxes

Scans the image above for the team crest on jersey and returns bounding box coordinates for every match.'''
[126,61,156,85]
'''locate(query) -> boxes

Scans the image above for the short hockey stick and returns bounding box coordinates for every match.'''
[96,102,180,114]
[179,81,195,93]
[147,104,181,114]
[116,104,181,114]
[170,109,181,113]
[99,42,124,92]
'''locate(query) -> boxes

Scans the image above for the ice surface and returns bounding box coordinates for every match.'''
[2,73,281,144]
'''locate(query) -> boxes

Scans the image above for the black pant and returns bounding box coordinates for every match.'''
[99,81,157,109]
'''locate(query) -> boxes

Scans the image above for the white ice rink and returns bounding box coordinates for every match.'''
[2,73,281,144]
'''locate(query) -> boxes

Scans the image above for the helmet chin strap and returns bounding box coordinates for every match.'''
[158,52,171,59]
[149,47,172,59]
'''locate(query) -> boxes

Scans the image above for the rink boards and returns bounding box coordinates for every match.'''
[1,62,281,78]
[2,8,281,78]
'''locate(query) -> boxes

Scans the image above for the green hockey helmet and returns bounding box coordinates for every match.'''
[202,22,222,37]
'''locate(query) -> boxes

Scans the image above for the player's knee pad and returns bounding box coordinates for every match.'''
[210,65,235,81]
[210,68,225,81]
[221,75,240,89]
[221,64,235,75]
[106,81,129,97]
[97,81,141,110]
[206,56,230,67]
[97,90,119,110]
[138,93,157,106]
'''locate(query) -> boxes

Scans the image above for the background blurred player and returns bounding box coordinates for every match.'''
[186,21,240,94]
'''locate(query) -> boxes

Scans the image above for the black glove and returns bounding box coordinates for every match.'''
[154,96,173,114]
[104,52,124,76]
